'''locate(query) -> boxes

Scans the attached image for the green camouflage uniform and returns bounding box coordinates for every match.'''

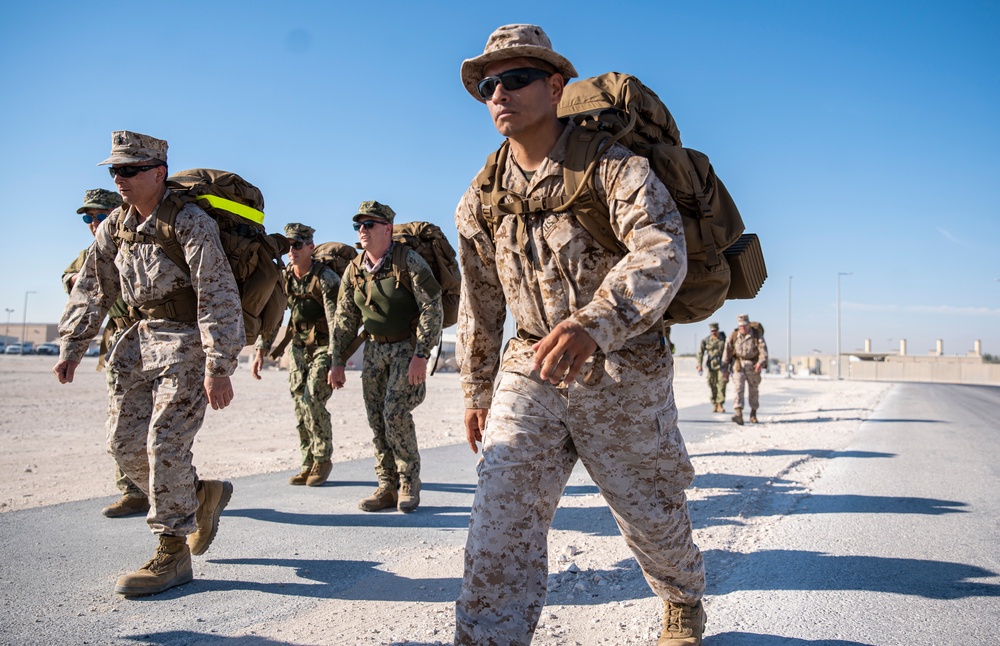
[330,239,443,489]
[697,331,727,407]
[259,254,340,468]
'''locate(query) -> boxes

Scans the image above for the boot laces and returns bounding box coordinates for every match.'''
[664,603,694,634]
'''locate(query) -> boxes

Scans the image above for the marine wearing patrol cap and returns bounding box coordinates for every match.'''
[98,130,168,166]
[709,322,719,331]
[353,200,396,224]
[77,188,123,214]
[284,223,315,244]
[737,314,750,326]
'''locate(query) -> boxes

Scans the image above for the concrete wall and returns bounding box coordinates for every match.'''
[847,356,1000,386]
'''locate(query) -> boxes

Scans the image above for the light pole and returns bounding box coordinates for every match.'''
[836,272,852,380]
[21,291,36,353]
[4,307,12,342]
[786,275,792,378]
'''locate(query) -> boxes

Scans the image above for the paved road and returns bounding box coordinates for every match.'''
[705,383,1000,645]
[1,383,997,645]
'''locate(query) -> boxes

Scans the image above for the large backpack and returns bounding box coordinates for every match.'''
[313,241,358,279]
[112,168,288,344]
[476,72,766,325]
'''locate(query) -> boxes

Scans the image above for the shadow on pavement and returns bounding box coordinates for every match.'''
[705,634,873,645]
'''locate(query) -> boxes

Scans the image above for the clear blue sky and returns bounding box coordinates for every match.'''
[2,0,998,358]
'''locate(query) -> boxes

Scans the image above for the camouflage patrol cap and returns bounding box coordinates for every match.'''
[76,188,123,214]
[461,24,578,103]
[353,200,395,224]
[98,130,168,166]
[284,222,315,244]
[737,314,750,326]
[709,322,719,331]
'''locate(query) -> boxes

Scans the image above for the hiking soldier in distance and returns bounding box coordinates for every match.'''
[697,322,728,413]
[722,313,768,425]
[53,131,241,597]
[328,200,443,514]
[252,223,339,487]
[454,24,706,646]
[63,188,150,518]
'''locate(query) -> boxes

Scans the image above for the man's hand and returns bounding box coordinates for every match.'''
[53,359,78,384]
[697,366,703,375]
[328,365,347,390]
[465,408,489,454]
[251,349,265,380]
[408,355,428,386]
[722,371,730,382]
[205,376,234,410]
[531,320,597,385]
[754,363,763,374]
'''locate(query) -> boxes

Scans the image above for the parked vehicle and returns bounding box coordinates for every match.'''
[5,344,34,355]
[34,343,60,356]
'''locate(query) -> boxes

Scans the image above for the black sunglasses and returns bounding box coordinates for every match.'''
[82,212,109,224]
[290,240,309,250]
[477,68,553,100]
[108,164,163,179]
[353,220,386,231]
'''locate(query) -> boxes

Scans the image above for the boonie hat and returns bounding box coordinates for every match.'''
[353,200,396,224]
[284,223,315,244]
[461,24,578,102]
[737,314,750,326]
[76,188,123,214]
[98,130,168,166]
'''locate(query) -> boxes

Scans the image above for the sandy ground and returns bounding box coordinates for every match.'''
[0,353,890,644]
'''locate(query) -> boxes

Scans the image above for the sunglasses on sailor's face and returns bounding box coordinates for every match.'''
[353,220,386,231]
[477,68,553,100]
[82,212,109,224]
[108,164,163,179]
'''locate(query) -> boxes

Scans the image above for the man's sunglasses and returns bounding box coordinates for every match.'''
[353,220,386,231]
[82,213,109,224]
[108,164,163,179]
[290,240,309,250]
[477,68,552,100]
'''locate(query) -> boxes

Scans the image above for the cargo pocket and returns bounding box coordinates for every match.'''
[655,406,695,500]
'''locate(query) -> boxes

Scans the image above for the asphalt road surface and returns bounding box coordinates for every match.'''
[1,382,997,645]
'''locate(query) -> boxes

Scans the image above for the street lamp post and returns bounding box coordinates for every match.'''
[4,307,13,342]
[836,272,852,380]
[787,275,793,378]
[21,291,36,353]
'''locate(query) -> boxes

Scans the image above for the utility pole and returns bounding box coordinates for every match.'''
[836,273,852,380]
[4,307,12,342]
[786,275,792,378]
[21,291,36,353]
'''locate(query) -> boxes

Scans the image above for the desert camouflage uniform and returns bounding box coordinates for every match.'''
[64,247,146,502]
[723,327,768,412]
[58,192,244,536]
[330,245,443,488]
[697,332,728,407]
[454,122,705,645]
[259,262,340,467]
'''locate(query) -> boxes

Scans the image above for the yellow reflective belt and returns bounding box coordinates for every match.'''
[196,194,265,225]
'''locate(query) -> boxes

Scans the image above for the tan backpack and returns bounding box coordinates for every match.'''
[476,72,766,324]
[112,168,288,344]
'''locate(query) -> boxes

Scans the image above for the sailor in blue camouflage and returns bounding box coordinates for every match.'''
[454,25,705,645]
[254,223,340,483]
[55,131,243,538]
[329,201,443,501]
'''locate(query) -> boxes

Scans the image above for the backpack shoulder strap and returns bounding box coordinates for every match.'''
[154,194,188,272]
[560,123,628,254]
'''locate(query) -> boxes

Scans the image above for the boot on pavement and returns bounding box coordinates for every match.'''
[114,534,193,597]
[750,409,758,423]
[358,484,398,512]
[306,460,333,487]
[288,465,311,486]
[658,599,706,645]
[732,408,744,426]
[711,403,720,413]
[102,494,150,518]
[398,476,421,513]
[188,479,233,556]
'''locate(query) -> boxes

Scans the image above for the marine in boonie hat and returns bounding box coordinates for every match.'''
[76,188,123,214]
[284,223,315,244]
[737,314,750,326]
[98,130,168,166]
[353,200,396,224]
[461,24,578,102]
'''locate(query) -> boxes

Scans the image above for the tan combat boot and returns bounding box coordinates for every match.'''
[358,484,398,512]
[289,465,311,486]
[114,535,193,596]
[188,479,233,556]
[750,409,758,423]
[398,476,421,513]
[732,408,744,426]
[306,460,333,487]
[658,599,706,645]
[102,494,150,518]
